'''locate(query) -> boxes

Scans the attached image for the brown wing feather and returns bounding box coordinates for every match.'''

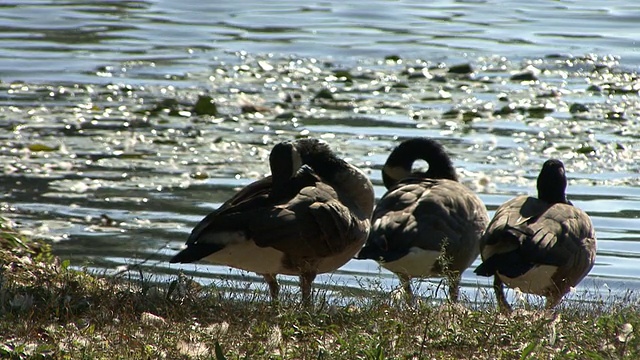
[480,195,596,287]
[187,177,273,244]
[188,169,365,259]
[251,183,363,258]
[533,204,597,289]
[365,178,488,270]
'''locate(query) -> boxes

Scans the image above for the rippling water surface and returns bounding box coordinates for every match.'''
[1,0,639,304]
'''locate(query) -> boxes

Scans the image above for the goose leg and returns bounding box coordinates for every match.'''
[448,274,461,302]
[398,273,414,304]
[545,293,563,310]
[263,274,280,301]
[300,272,317,305]
[493,275,511,313]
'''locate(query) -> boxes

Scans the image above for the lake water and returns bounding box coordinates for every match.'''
[1,0,639,305]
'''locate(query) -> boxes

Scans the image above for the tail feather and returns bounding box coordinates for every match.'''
[170,243,223,263]
[476,224,535,277]
[356,243,408,262]
[475,251,535,278]
[355,245,380,260]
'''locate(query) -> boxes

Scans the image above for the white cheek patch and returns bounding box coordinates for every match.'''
[383,165,412,183]
[290,149,303,176]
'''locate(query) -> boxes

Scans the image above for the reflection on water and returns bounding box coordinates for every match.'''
[2,0,640,84]
[0,0,639,303]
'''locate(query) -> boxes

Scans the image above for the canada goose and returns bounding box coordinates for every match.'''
[474,159,597,312]
[170,139,375,304]
[357,138,489,302]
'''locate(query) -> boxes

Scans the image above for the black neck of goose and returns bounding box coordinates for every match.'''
[269,142,300,191]
[294,139,345,180]
[383,138,457,189]
[537,159,569,204]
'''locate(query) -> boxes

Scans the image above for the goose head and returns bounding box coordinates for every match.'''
[269,142,302,186]
[537,159,569,204]
[381,137,458,189]
[294,138,375,219]
[292,139,342,179]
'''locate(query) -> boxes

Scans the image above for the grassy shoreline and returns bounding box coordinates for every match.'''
[1,218,638,359]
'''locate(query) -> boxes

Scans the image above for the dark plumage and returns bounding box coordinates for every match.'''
[357,138,489,301]
[475,159,597,312]
[171,139,375,303]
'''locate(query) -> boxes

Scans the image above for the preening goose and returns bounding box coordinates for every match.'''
[357,138,489,301]
[170,139,375,304]
[474,159,597,312]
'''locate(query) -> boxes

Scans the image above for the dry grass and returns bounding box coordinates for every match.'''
[1,217,639,359]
